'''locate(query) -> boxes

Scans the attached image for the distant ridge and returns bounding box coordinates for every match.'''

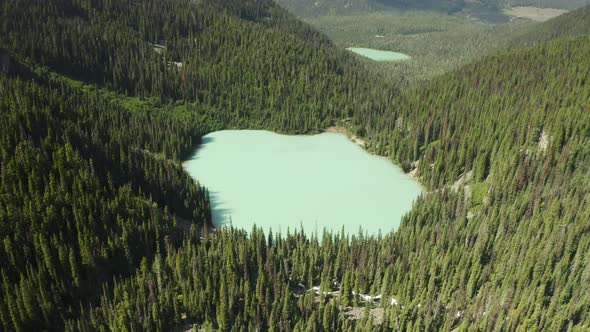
[512,5,590,46]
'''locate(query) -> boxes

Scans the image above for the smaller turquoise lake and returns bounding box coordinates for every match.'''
[346,47,411,61]
[183,130,422,236]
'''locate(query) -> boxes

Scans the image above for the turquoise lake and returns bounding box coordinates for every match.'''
[346,47,411,61]
[183,130,422,235]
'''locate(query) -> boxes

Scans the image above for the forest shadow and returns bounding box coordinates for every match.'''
[208,191,233,227]
[184,135,216,161]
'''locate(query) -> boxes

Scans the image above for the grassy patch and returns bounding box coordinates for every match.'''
[470,181,490,209]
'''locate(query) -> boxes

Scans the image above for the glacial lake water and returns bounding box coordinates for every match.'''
[346,47,411,61]
[183,130,422,236]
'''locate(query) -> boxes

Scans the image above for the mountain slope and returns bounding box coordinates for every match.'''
[276,0,585,17]
[362,34,590,330]
[0,59,216,330]
[64,34,590,331]
[511,5,590,46]
[0,0,395,330]
[0,0,393,133]
[70,8,590,331]
[274,0,468,17]
[1,0,590,331]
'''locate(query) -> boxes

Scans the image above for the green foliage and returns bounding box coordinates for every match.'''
[303,9,532,86]
[276,0,587,18]
[511,5,590,45]
[0,72,213,330]
[469,182,489,209]
[0,0,392,135]
[1,0,590,331]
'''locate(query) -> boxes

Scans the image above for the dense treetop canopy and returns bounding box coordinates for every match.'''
[0,0,589,330]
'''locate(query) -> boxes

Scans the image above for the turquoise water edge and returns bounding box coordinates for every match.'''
[346,47,411,61]
[183,130,422,236]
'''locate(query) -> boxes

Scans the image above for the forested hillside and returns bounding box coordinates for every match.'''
[1,0,590,331]
[511,5,590,45]
[0,0,393,134]
[0,0,392,329]
[347,34,590,329]
[274,0,468,17]
[275,0,585,17]
[0,61,216,330]
[58,30,590,330]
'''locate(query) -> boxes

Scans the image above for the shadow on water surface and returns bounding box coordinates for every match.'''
[185,135,216,161]
[201,135,216,145]
[208,191,233,227]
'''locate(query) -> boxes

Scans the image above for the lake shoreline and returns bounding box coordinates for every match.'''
[184,127,426,234]
[325,126,366,147]
[324,126,422,184]
[346,47,411,61]
[184,129,423,235]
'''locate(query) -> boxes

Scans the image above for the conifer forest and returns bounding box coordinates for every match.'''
[1,0,589,331]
